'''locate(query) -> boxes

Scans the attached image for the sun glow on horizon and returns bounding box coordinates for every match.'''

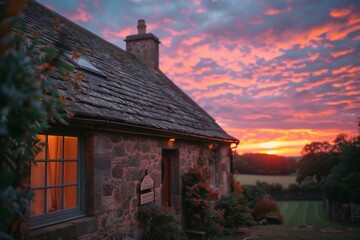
[265,150,276,155]
[260,141,280,149]
[236,139,313,157]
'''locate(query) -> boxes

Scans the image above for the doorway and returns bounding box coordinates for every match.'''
[161,149,179,208]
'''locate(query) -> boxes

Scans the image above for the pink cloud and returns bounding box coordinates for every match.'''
[63,3,93,22]
[102,27,132,41]
[37,0,360,157]
[196,8,206,13]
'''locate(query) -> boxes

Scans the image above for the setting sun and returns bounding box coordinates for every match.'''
[265,150,276,155]
[260,141,280,149]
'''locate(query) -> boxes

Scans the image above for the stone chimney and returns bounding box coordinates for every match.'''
[125,19,161,69]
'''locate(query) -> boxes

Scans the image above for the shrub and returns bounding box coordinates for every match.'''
[215,194,252,230]
[140,205,186,240]
[288,183,300,191]
[252,197,283,224]
[242,185,265,207]
[182,164,223,235]
[233,180,244,196]
[256,181,283,194]
[342,172,360,204]
[300,178,321,191]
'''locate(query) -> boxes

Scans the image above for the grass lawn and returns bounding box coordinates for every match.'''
[224,201,360,239]
[278,200,341,227]
[238,225,360,240]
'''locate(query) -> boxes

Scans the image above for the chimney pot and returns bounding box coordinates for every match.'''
[125,19,160,69]
[137,19,146,34]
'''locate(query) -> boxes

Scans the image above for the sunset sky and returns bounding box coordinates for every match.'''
[37,0,360,156]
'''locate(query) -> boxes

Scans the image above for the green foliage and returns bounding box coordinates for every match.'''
[299,178,321,191]
[182,164,223,235]
[342,173,360,203]
[322,132,360,204]
[297,141,333,184]
[0,1,75,238]
[140,205,186,240]
[288,183,300,191]
[215,194,252,230]
[252,197,283,224]
[242,185,266,207]
[256,181,283,194]
[297,124,360,205]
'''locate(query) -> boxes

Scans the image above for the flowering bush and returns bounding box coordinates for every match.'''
[182,164,223,235]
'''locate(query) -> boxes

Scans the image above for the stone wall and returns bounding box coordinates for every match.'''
[79,131,231,239]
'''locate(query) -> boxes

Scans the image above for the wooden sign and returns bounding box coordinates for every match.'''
[140,174,154,205]
[141,175,154,191]
[140,191,154,205]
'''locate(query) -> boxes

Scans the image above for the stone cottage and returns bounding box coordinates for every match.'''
[24,1,239,239]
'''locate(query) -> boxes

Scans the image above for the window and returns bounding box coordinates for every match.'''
[67,54,106,77]
[30,134,84,228]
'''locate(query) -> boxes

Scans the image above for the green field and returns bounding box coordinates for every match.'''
[239,225,360,240]
[278,201,340,227]
[234,173,297,189]
[229,201,360,240]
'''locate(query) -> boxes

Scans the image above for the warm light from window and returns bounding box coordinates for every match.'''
[169,138,175,142]
[31,134,79,217]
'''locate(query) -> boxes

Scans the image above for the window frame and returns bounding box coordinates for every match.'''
[29,131,86,229]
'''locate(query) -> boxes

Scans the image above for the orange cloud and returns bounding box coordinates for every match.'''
[330,8,352,18]
[264,7,292,16]
[330,48,354,58]
[332,65,351,75]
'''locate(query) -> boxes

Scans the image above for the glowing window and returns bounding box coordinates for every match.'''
[30,134,82,228]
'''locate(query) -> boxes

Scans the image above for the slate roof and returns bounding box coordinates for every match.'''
[22,0,238,143]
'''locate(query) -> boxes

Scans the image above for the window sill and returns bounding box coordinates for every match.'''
[29,217,97,239]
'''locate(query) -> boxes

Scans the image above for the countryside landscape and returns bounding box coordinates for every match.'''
[1,0,360,239]
[229,138,360,239]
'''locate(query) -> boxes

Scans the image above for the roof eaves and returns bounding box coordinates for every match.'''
[71,114,239,143]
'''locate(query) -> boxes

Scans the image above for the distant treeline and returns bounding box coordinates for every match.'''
[234,153,298,175]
